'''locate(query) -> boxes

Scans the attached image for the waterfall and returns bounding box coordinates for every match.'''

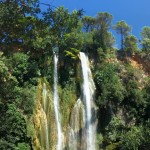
[37,83,49,150]
[42,83,47,112]
[68,99,85,150]
[80,52,96,150]
[54,53,63,150]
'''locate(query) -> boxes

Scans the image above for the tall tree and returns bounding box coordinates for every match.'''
[141,26,150,39]
[95,12,113,31]
[114,20,131,50]
[82,16,95,32]
[124,35,138,56]
[93,12,115,52]
[141,26,150,53]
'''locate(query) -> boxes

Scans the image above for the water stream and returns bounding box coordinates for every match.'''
[35,52,96,150]
[80,52,96,150]
[68,99,85,150]
[41,83,49,150]
[54,53,63,150]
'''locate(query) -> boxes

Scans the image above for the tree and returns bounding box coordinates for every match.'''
[141,26,150,53]
[43,6,82,46]
[124,35,138,56]
[93,12,115,52]
[82,16,95,32]
[0,52,33,149]
[95,63,125,107]
[141,26,150,39]
[120,126,143,150]
[114,20,131,50]
[95,12,113,31]
[94,63,125,134]
[0,104,30,149]
[0,0,40,54]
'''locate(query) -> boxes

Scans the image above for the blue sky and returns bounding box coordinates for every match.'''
[40,0,150,48]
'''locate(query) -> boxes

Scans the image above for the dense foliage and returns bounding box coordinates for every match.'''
[0,1,149,149]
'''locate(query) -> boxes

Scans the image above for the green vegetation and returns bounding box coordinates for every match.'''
[141,26,150,53]
[0,1,149,149]
[113,20,131,50]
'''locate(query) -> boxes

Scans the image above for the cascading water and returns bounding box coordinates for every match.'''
[54,53,63,150]
[42,83,49,150]
[68,99,85,150]
[42,83,47,112]
[34,52,96,150]
[80,52,96,150]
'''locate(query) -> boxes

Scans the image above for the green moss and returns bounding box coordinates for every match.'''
[106,142,121,150]
[17,143,30,150]
[59,80,77,129]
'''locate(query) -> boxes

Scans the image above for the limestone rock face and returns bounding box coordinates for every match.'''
[33,80,57,150]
